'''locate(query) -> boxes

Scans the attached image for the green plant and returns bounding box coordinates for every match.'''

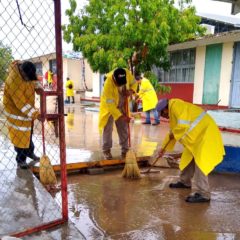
[63,0,205,73]
[0,41,13,86]
[143,71,171,95]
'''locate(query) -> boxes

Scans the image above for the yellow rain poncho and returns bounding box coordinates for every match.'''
[162,99,225,175]
[3,61,39,148]
[137,77,158,112]
[47,70,53,85]
[65,79,74,97]
[99,68,136,134]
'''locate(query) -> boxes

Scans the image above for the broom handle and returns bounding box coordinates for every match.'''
[125,95,131,147]
[145,138,171,173]
[40,92,46,155]
[42,120,46,155]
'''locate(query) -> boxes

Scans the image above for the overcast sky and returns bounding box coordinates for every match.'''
[61,0,235,20]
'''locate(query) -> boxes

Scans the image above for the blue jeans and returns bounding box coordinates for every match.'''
[145,109,160,124]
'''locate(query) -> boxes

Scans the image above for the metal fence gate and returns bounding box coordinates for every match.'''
[0,0,68,237]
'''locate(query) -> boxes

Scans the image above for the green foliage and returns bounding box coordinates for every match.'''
[143,71,171,94]
[0,41,13,86]
[63,0,205,73]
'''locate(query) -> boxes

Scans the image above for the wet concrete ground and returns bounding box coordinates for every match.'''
[61,104,240,239]
[0,169,84,239]
[63,169,240,240]
[1,103,240,239]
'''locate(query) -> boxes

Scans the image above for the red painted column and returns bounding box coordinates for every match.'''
[54,0,68,221]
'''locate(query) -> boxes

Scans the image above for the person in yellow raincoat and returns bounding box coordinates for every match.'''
[156,98,225,203]
[135,73,159,125]
[99,68,136,160]
[47,69,53,89]
[65,77,75,104]
[3,61,42,169]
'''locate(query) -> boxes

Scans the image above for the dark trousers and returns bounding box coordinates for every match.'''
[67,96,75,103]
[14,129,35,164]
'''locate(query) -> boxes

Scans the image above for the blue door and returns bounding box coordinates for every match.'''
[231,42,240,108]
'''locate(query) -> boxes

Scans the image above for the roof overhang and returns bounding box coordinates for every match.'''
[212,0,240,14]
[168,30,240,51]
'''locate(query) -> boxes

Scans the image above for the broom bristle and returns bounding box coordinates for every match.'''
[39,155,57,185]
[122,149,141,179]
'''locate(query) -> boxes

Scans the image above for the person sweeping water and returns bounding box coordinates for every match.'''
[156,98,225,203]
[98,67,141,178]
[98,68,136,160]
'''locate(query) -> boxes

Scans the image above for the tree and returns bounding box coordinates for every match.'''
[0,41,13,86]
[63,0,205,74]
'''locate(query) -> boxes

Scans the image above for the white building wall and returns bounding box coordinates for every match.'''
[62,58,68,88]
[65,59,81,90]
[193,46,206,104]
[219,42,234,106]
[92,73,100,97]
[85,72,101,98]
[84,60,93,90]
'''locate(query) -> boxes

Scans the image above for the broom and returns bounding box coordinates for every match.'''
[121,149,141,178]
[141,138,171,174]
[39,94,57,189]
[121,94,141,179]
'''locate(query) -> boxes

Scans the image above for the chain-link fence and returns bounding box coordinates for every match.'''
[0,0,68,237]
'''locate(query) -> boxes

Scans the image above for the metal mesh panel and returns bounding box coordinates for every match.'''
[0,0,67,237]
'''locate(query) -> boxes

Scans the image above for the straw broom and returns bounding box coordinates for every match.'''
[39,94,57,189]
[39,120,57,188]
[121,94,141,179]
[122,149,141,179]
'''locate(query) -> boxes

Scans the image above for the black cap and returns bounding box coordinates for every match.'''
[134,72,142,80]
[113,68,127,86]
[21,61,37,80]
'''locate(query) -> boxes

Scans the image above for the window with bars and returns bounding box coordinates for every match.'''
[156,48,196,83]
[35,62,43,76]
[49,59,57,74]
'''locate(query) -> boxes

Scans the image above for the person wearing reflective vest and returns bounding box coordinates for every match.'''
[3,61,42,169]
[99,68,136,160]
[156,98,225,203]
[135,73,159,125]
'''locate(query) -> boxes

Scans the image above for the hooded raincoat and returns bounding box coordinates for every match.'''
[47,70,53,84]
[162,99,225,176]
[99,68,136,134]
[137,77,158,112]
[65,79,74,97]
[3,61,39,148]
